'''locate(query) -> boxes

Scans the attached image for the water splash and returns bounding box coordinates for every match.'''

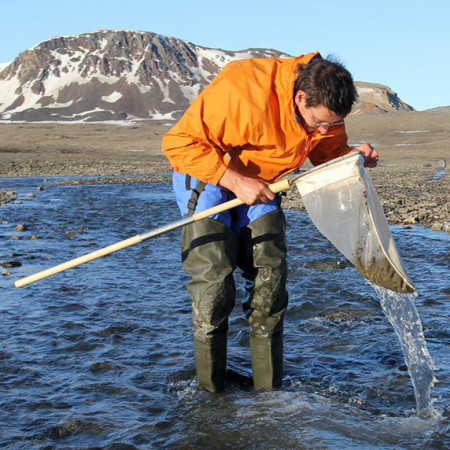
[373,285,437,417]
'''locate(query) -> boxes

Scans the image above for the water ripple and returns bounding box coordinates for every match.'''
[1,179,448,448]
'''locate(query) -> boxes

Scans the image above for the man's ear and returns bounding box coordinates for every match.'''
[294,90,305,109]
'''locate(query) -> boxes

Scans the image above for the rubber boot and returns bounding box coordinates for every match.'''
[194,334,227,393]
[182,218,238,392]
[250,322,284,389]
[239,209,288,390]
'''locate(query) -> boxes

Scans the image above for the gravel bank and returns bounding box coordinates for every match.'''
[0,118,448,231]
[281,163,449,232]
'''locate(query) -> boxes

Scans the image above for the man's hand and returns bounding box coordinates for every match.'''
[218,168,275,205]
[352,143,379,168]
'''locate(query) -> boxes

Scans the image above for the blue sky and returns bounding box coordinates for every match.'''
[1,0,449,110]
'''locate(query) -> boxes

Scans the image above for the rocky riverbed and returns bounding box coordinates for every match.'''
[282,162,449,231]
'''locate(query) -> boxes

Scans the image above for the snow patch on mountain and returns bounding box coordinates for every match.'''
[101,92,123,103]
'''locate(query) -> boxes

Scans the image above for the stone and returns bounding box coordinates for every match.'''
[403,216,416,224]
[1,259,22,268]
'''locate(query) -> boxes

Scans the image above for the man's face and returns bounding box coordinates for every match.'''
[294,90,344,135]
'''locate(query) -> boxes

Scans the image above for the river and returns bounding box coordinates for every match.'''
[1,177,449,449]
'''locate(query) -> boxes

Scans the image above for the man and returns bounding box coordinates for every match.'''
[162,52,378,393]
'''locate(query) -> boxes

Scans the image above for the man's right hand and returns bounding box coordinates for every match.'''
[218,168,275,205]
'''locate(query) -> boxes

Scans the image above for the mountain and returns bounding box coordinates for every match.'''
[353,81,414,114]
[0,30,414,122]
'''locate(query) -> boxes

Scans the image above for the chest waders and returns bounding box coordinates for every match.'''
[181,176,288,392]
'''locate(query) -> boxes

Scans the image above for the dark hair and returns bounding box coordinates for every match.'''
[294,57,357,117]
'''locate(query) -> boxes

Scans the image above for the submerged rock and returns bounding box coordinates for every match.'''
[0,189,17,205]
[324,310,377,321]
[304,259,351,270]
[15,223,28,232]
[1,259,22,268]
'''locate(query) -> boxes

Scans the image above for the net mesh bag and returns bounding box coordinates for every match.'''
[294,152,414,293]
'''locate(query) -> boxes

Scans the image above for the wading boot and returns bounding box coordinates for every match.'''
[239,209,288,390]
[194,334,227,393]
[250,322,284,389]
[182,218,238,392]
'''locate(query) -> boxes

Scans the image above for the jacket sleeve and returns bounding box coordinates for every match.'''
[162,68,252,185]
[161,99,228,185]
[307,126,353,166]
[161,127,229,186]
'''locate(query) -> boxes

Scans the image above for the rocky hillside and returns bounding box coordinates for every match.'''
[0,30,414,122]
[353,81,414,114]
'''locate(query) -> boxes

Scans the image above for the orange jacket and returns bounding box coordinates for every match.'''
[162,52,352,185]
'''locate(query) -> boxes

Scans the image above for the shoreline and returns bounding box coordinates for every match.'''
[2,164,448,232]
[0,118,449,232]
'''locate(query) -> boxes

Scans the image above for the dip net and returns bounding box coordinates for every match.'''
[294,152,415,293]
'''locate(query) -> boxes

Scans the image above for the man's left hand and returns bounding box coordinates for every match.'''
[352,143,379,168]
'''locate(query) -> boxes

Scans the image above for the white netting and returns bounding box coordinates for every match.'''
[295,152,414,293]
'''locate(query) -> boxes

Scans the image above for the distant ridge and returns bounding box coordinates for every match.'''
[0,30,414,122]
[425,106,450,113]
[353,81,414,114]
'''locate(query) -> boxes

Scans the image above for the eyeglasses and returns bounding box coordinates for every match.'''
[312,120,345,129]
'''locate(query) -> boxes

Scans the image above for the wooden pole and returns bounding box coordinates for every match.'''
[14,178,291,288]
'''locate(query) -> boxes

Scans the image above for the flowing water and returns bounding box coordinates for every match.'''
[1,177,449,449]
[374,287,436,417]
